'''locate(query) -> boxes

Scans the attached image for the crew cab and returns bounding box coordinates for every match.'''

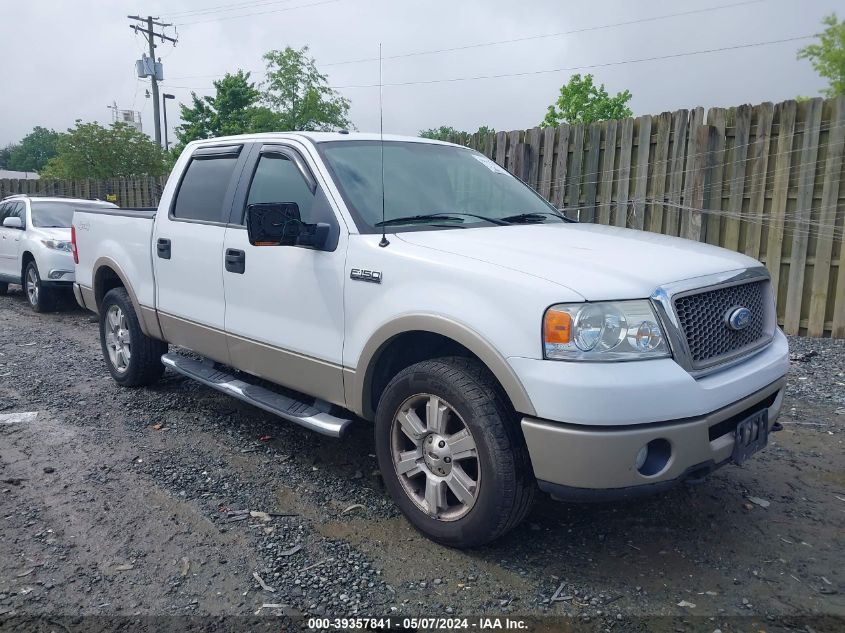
[0,195,117,311]
[71,133,789,547]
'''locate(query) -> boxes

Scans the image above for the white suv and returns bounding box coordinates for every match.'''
[0,195,117,311]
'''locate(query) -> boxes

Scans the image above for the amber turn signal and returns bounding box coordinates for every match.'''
[544,309,572,344]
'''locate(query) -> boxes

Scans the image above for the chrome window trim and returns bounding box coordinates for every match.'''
[650,266,776,378]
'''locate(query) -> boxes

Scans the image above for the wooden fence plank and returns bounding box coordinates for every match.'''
[526,127,542,190]
[683,124,712,241]
[666,109,689,236]
[507,130,522,176]
[631,115,652,230]
[614,117,634,226]
[810,97,845,336]
[538,126,556,200]
[567,124,585,214]
[495,131,508,167]
[551,125,570,209]
[783,98,823,334]
[483,131,495,159]
[764,100,796,303]
[724,104,751,251]
[597,119,617,225]
[647,112,671,233]
[744,102,774,258]
[704,108,727,245]
[581,122,602,223]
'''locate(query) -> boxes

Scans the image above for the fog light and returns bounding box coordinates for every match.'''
[635,438,672,477]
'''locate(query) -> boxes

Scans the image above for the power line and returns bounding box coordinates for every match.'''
[167,0,303,19]
[173,0,342,26]
[329,35,816,89]
[166,0,767,80]
[323,0,767,67]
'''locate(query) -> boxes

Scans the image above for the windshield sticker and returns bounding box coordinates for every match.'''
[471,154,508,174]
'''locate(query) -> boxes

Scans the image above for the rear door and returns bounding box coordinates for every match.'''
[152,144,250,364]
[221,143,348,406]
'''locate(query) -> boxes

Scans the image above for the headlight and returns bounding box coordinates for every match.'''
[543,300,670,360]
[41,239,73,252]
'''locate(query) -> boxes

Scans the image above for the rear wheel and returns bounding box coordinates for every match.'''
[99,288,167,386]
[24,261,56,312]
[374,357,535,547]
[0,282,7,295]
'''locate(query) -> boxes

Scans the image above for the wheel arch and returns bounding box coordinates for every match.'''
[92,257,163,340]
[20,250,36,283]
[349,314,536,421]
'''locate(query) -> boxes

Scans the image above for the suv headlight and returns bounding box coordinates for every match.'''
[41,239,73,252]
[543,300,670,361]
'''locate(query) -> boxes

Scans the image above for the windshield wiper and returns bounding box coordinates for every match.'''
[375,212,508,227]
[499,210,574,224]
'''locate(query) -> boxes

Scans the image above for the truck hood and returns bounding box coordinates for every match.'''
[395,223,762,300]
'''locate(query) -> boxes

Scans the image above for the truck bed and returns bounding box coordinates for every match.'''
[72,207,157,309]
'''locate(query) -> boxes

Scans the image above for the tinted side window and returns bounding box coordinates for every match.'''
[245,155,315,224]
[9,202,25,227]
[0,203,8,223]
[172,156,238,223]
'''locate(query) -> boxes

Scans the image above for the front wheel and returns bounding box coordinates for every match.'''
[99,288,168,386]
[24,261,56,312]
[374,357,535,547]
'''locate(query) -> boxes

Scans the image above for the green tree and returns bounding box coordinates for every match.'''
[0,144,16,169]
[419,125,496,143]
[541,74,632,127]
[797,13,845,97]
[262,46,352,131]
[174,70,279,153]
[39,121,167,179]
[7,127,59,172]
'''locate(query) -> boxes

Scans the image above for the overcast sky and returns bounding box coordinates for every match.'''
[0,0,838,147]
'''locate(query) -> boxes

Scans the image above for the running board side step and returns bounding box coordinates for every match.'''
[161,353,352,438]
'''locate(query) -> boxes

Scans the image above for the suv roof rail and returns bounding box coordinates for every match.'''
[1,193,28,201]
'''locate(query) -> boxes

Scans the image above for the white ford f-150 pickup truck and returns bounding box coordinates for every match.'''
[72,132,788,547]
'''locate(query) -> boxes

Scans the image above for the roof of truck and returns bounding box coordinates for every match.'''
[1,194,117,205]
[188,131,460,147]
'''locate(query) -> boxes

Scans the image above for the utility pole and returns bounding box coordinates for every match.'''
[162,93,175,151]
[128,15,177,146]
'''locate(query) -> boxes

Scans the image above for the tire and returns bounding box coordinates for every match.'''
[99,287,168,386]
[374,356,535,547]
[0,282,7,296]
[24,261,56,312]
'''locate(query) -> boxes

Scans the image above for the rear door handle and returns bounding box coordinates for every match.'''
[157,238,171,259]
[225,249,245,274]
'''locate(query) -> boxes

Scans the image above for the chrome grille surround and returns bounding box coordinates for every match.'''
[650,267,776,377]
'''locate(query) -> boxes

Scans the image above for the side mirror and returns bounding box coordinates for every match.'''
[246,202,329,250]
[2,217,22,229]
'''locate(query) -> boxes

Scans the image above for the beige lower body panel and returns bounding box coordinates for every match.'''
[522,377,785,491]
[226,333,346,408]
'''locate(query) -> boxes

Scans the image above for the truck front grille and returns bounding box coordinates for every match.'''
[673,279,769,369]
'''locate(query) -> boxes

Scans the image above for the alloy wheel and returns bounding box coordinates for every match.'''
[104,305,132,373]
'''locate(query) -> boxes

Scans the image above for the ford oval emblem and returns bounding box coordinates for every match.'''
[726,306,752,331]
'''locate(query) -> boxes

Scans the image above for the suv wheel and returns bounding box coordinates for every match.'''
[24,261,56,312]
[99,288,168,386]
[374,357,535,547]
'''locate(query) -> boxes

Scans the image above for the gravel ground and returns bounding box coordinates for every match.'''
[0,287,843,632]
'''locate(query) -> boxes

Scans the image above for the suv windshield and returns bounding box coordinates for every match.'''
[317,141,567,233]
[30,201,110,228]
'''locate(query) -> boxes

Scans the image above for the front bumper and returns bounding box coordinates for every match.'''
[522,376,785,500]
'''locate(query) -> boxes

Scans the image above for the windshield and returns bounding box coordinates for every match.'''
[317,140,565,233]
[30,201,112,228]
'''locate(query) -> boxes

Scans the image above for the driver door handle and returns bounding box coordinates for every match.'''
[225,249,245,274]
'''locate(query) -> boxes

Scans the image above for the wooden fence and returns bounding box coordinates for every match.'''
[1,96,843,337]
[454,97,845,338]
[0,176,166,208]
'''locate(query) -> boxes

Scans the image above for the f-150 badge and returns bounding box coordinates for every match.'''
[350,269,382,284]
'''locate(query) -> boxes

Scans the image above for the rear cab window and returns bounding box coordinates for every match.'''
[172,146,242,224]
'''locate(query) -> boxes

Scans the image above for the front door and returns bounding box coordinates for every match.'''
[222,143,348,406]
[152,144,249,364]
[0,202,25,278]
